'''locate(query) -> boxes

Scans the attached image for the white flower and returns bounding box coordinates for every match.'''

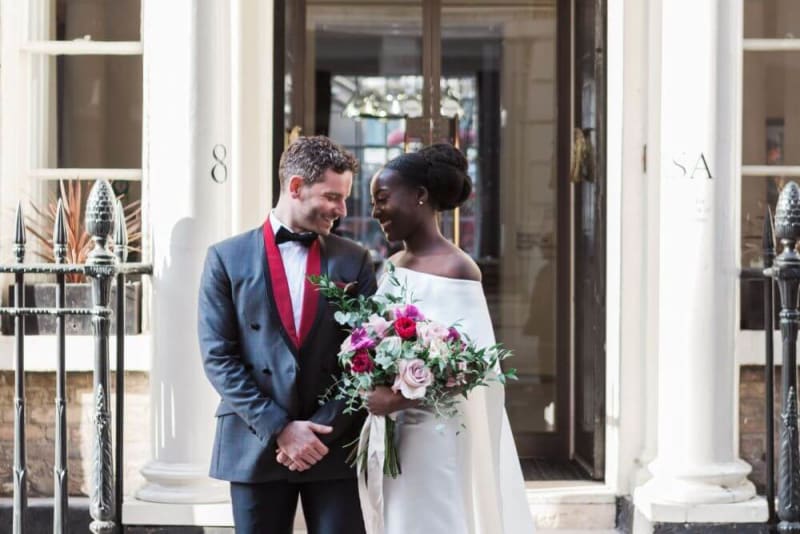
[416,321,450,346]
[340,336,354,353]
[428,338,451,362]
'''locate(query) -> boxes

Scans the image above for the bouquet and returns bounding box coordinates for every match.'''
[312,264,516,478]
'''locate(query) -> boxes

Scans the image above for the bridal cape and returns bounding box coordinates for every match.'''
[358,267,535,534]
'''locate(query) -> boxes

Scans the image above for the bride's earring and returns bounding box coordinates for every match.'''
[418,200,424,205]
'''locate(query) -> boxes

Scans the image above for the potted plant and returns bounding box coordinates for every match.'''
[1,179,144,335]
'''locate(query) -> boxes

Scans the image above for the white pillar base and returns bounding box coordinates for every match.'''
[136,461,229,504]
[633,494,767,525]
[637,459,756,505]
[633,460,766,524]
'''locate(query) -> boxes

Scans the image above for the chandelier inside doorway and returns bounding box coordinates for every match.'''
[335,76,468,120]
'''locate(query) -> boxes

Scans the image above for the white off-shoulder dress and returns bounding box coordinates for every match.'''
[360,267,535,534]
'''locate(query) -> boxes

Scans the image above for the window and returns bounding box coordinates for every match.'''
[740,0,800,329]
[1,0,143,263]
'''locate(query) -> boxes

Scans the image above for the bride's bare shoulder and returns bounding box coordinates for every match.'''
[441,247,481,282]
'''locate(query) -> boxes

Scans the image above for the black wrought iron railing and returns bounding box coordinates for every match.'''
[762,183,800,531]
[0,179,152,534]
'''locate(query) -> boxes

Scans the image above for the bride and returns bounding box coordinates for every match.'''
[364,144,535,534]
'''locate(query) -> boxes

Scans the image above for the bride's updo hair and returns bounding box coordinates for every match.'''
[384,144,472,211]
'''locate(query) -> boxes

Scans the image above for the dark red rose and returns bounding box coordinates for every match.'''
[350,350,375,374]
[394,317,417,340]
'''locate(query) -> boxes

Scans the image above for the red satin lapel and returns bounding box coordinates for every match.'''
[299,240,321,345]
[263,220,300,348]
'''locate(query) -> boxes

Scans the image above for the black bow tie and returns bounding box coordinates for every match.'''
[275,226,318,246]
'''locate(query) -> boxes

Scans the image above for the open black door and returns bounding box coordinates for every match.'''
[571,0,606,480]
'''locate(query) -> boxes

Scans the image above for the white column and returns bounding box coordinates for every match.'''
[633,0,765,524]
[134,0,232,504]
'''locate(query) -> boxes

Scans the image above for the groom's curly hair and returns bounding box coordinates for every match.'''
[279,136,359,189]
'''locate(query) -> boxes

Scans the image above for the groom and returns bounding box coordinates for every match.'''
[198,136,375,533]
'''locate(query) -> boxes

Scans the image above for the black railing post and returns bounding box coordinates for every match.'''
[771,181,800,532]
[12,203,26,534]
[85,180,117,534]
[113,200,128,529]
[764,206,777,527]
[53,199,68,534]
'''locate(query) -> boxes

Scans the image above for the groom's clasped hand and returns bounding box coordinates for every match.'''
[275,420,333,472]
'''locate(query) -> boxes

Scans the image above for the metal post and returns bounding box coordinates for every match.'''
[764,207,777,526]
[12,203,26,534]
[771,181,800,532]
[53,200,69,534]
[85,180,117,534]
[113,200,128,528]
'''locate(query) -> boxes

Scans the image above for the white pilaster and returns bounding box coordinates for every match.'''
[134,0,232,504]
[633,0,765,524]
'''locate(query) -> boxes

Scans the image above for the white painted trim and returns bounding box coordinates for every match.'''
[21,40,143,55]
[230,0,274,233]
[0,334,151,371]
[604,0,624,496]
[27,168,143,181]
[742,165,800,177]
[743,38,800,51]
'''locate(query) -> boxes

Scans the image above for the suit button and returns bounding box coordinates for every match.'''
[250,322,260,330]
[262,367,272,375]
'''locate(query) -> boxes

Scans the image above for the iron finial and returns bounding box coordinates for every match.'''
[86,180,115,240]
[54,198,67,264]
[85,179,117,266]
[775,181,800,249]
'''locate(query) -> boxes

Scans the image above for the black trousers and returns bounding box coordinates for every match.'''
[229,478,366,534]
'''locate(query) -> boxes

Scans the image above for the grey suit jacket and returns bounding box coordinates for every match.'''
[198,225,376,483]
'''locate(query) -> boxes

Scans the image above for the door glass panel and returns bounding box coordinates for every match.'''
[293,2,423,252]
[441,1,559,454]
[743,52,800,166]
[744,0,800,39]
[29,54,143,169]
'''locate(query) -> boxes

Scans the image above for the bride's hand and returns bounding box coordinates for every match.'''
[365,386,418,416]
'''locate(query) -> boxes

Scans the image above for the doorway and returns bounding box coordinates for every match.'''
[274,0,606,480]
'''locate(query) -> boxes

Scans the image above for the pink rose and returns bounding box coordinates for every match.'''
[417,321,450,346]
[392,358,433,399]
[365,314,391,338]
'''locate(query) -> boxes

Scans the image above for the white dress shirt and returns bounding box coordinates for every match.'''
[269,213,309,333]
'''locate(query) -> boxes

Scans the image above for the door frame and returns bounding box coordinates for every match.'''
[270,0,607,474]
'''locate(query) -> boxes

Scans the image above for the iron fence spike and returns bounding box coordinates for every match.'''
[113,200,128,263]
[14,202,26,246]
[54,199,67,262]
[764,206,775,256]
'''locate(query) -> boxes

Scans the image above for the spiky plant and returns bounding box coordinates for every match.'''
[25,179,142,282]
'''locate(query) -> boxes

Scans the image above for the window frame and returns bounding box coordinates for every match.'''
[0,1,149,368]
[737,34,800,364]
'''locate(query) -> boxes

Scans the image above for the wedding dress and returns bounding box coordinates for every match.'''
[359,267,535,534]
